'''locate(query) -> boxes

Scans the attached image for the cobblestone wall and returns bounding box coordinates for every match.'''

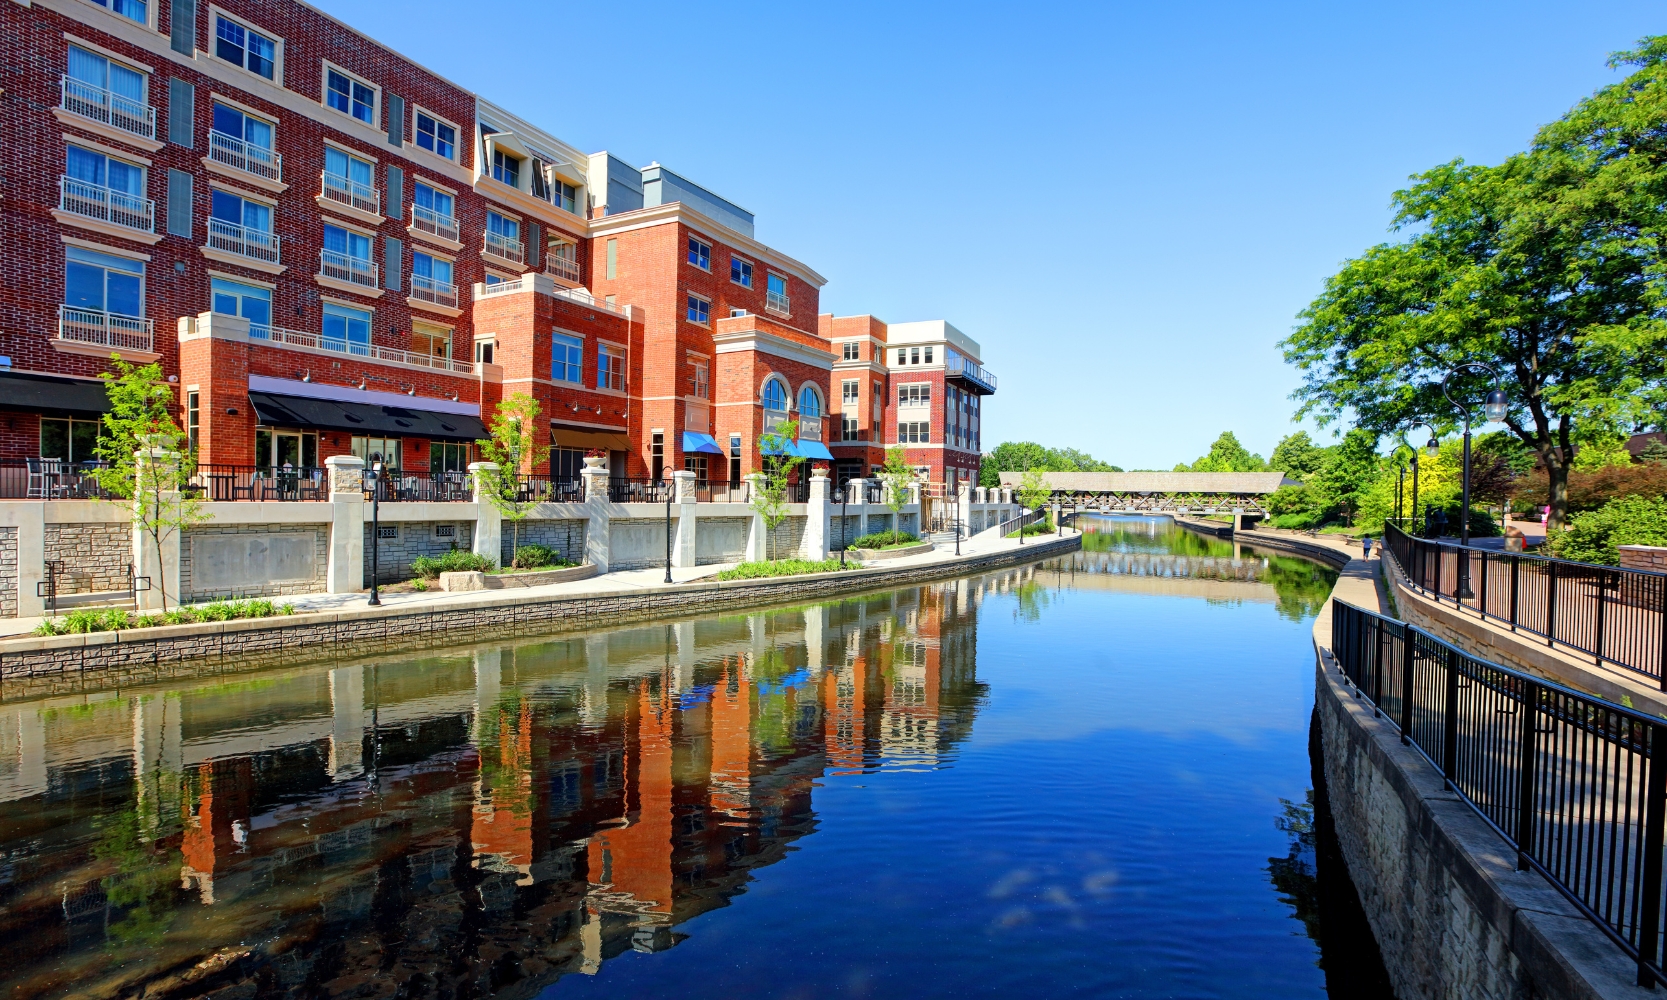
[364,521,476,584]
[501,519,585,568]
[0,527,16,618]
[182,524,329,601]
[1619,545,1667,572]
[44,522,128,595]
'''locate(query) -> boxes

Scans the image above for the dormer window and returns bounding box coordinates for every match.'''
[552,179,577,214]
[326,68,376,125]
[492,150,520,187]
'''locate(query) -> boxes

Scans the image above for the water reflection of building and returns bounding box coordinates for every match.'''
[0,572,1025,1000]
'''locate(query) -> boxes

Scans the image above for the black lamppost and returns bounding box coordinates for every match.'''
[367,459,383,606]
[1441,362,1509,598]
[1395,464,1405,524]
[663,467,674,585]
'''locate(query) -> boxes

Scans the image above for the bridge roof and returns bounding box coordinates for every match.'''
[996,471,1297,494]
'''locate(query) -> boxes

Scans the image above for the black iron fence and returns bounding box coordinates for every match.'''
[1330,598,1667,987]
[607,477,674,504]
[1,459,117,499]
[1383,522,1667,684]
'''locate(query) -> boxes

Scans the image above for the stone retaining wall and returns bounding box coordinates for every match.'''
[500,519,584,568]
[44,522,128,595]
[364,520,475,585]
[0,527,16,619]
[1619,545,1667,573]
[182,524,330,601]
[695,517,748,565]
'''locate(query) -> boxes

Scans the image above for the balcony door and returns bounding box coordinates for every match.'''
[254,429,318,471]
[64,246,143,320]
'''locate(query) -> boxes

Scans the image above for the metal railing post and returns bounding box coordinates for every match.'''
[1479,550,1488,621]
[1400,624,1415,745]
[1372,617,1385,716]
[1443,646,1460,788]
[1636,722,1667,987]
[1510,556,1520,631]
[1595,570,1609,667]
[1547,561,1558,648]
[1659,575,1667,691]
[1515,678,1538,871]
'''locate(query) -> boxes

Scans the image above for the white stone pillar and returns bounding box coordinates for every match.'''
[673,470,697,569]
[15,502,45,617]
[848,478,869,540]
[133,446,181,611]
[581,465,611,573]
[804,476,830,560]
[326,455,365,594]
[805,605,827,677]
[958,480,973,543]
[744,473,768,562]
[474,647,503,739]
[674,620,696,692]
[467,461,502,568]
[329,666,365,781]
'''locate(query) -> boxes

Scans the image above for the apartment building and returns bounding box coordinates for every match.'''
[0,0,995,493]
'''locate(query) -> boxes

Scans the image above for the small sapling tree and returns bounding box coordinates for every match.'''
[476,393,549,567]
[751,419,803,561]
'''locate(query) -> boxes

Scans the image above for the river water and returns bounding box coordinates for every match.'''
[0,516,1391,999]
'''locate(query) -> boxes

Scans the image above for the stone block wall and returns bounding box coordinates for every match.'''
[501,519,586,568]
[609,520,670,572]
[1619,545,1667,572]
[0,526,16,618]
[364,521,476,585]
[831,515,861,550]
[767,515,808,561]
[696,518,748,565]
[44,522,129,595]
[182,525,330,602]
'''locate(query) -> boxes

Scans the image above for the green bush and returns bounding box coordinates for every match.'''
[511,544,573,569]
[1007,519,1055,538]
[410,550,495,578]
[1271,510,1322,530]
[716,558,860,581]
[849,530,919,549]
[34,598,296,636]
[1547,495,1667,566]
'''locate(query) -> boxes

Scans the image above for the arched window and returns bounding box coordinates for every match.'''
[798,385,822,418]
[761,378,788,412]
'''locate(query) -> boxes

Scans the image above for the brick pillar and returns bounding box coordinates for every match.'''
[177,312,253,467]
[325,455,365,593]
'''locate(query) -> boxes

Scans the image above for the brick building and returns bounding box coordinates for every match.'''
[0,0,994,494]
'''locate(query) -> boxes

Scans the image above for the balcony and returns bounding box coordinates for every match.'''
[208,129,282,183]
[248,322,474,374]
[765,290,791,316]
[57,305,155,355]
[207,217,281,265]
[546,253,580,283]
[319,249,378,289]
[58,176,153,233]
[411,204,459,244]
[411,273,458,309]
[484,230,525,266]
[945,354,998,395]
[319,170,380,217]
[60,76,155,141]
[474,273,631,318]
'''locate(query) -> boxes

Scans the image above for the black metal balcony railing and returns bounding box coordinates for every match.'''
[1330,599,1667,987]
[1383,522,1667,683]
[188,465,329,501]
[692,480,750,503]
[363,470,473,502]
[0,459,117,499]
[512,476,583,504]
[608,478,674,504]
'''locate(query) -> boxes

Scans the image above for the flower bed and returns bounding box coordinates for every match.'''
[34,598,296,635]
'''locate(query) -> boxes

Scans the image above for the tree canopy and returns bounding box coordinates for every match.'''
[1281,36,1667,528]
[979,441,1121,487]
[1175,431,1266,473]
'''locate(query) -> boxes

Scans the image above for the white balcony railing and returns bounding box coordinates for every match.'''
[484,230,524,265]
[319,249,378,288]
[410,273,458,309]
[60,76,156,140]
[546,253,580,283]
[248,322,474,374]
[320,171,380,216]
[411,204,459,243]
[57,304,154,354]
[208,129,282,182]
[475,275,631,317]
[206,217,281,264]
[58,175,153,232]
[765,289,791,316]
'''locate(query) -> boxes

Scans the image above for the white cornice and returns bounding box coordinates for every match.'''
[587,203,827,289]
[474,176,586,240]
[713,330,833,371]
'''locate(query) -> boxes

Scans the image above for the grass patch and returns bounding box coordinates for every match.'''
[1007,519,1055,538]
[716,557,862,581]
[34,598,296,636]
[849,530,921,550]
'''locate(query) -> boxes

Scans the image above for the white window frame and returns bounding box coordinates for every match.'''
[598,342,627,392]
[693,361,709,399]
[898,383,931,406]
[686,292,710,327]
[552,330,584,384]
[410,105,461,163]
[321,61,380,130]
[898,421,930,445]
[730,255,754,288]
[208,7,284,86]
[841,379,859,405]
[411,320,453,360]
[841,342,859,361]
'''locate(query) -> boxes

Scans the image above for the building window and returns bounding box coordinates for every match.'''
[606,238,617,279]
[350,435,400,470]
[411,321,450,360]
[693,362,709,399]
[186,391,200,454]
[211,277,271,332]
[66,47,148,132]
[687,237,711,271]
[731,256,753,288]
[411,250,453,292]
[798,385,822,419]
[684,454,708,481]
[761,378,788,413]
[65,145,146,219]
[209,102,278,179]
[325,67,376,125]
[215,15,276,79]
[766,273,789,314]
[486,210,519,245]
[899,421,930,444]
[40,417,102,462]
[64,246,144,320]
[651,431,664,481]
[412,182,456,238]
[686,293,710,325]
[842,342,859,361]
[322,302,372,353]
[474,338,495,364]
[322,223,374,285]
[898,384,930,406]
[842,379,859,406]
[431,442,470,475]
[925,346,935,364]
[211,188,273,241]
[552,332,583,383]
[414,112,455,159]
[729,433,742,485]
[599,344,625,391]
[842,416,859,442]
[873,382,884,427]
[86,0,147,25]
[492,149,521,187]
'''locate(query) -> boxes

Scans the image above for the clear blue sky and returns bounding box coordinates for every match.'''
[320,0,1661,470]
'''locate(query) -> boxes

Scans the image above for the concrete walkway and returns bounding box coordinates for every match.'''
[1,524,1077,638]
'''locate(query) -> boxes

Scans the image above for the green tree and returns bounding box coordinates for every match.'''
[1307,428,1385,526]
[1178,431,1266,473]
[1268,431,1328,480]
[1282,38,1667,530]
[878,445,916,523]
[1547,495,1667,565]
[978,441,1121,487]
[475,393,547,567]
[1017,466,1051,524]
[91,358,205,613]
[752,419,804,561]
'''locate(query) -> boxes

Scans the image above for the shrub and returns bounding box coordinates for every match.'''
[511,544,572,569]
[410,550,495,579]
[1272,510,1321,530]
[33,597,298,636]
[716,558,860,581]
[1547,495,1667,566]
[1521,464,1667,514]
[1008,519,1055,537]
[850,530,919,549]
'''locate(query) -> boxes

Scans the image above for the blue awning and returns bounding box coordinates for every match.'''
[760,438,797,457]
[797,440,835,461]
[682,431,725,455]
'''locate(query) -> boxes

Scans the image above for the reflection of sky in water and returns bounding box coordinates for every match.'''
[0,524,1341,1000]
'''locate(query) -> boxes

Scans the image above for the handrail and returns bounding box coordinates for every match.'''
[247,322,474,374]
[59,175,153,232]
[57,304,154,354]
[320,170,380,215]
[1330,598,1667,986]
[319,248,378,288]
[207,129,282,181]
[410,204,459,243]
[61,75,155,139]
[1382,522,1667,682]
[207,217,281,264]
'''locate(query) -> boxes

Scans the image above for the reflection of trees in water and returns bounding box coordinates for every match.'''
[1246,548,1340,623]
[1267,793,1321,942]
[1012,580,1052,622]
[92,808,182,948]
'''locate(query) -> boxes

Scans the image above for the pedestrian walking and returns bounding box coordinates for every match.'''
[1362,536,1374,559]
